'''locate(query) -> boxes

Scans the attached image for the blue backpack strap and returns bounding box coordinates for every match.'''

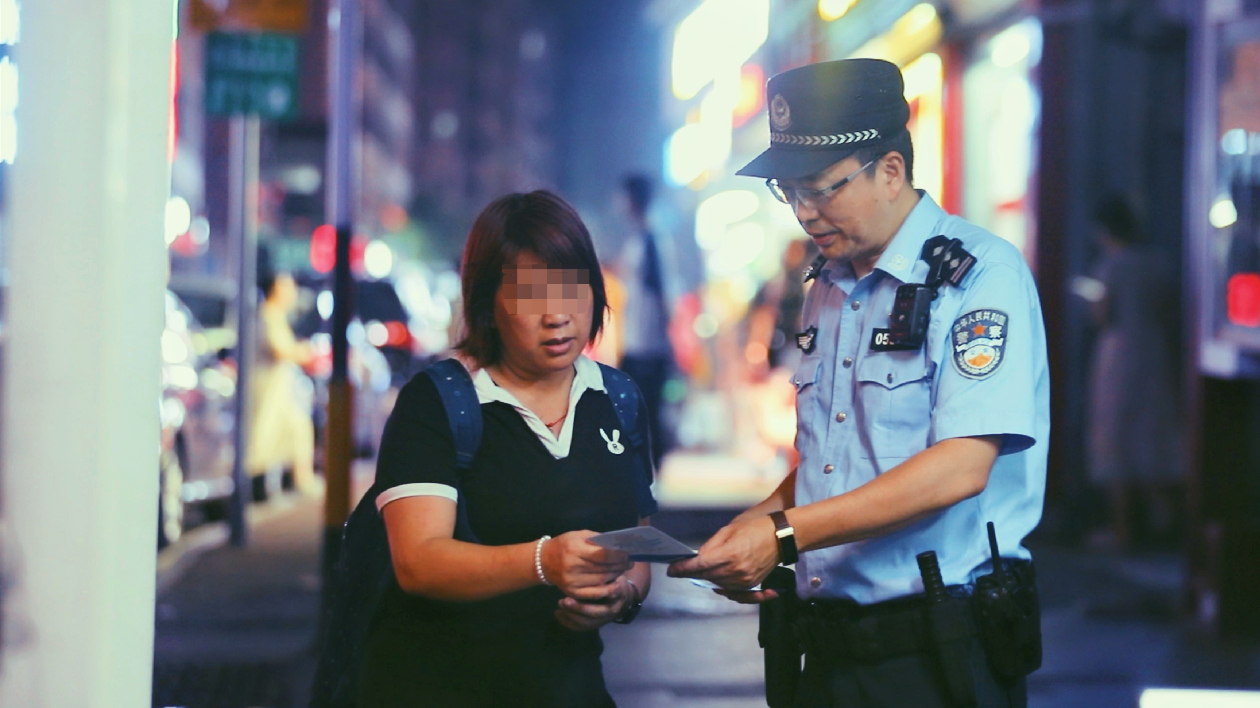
[422,358,482,471]
[598,362,653,469]
[422,358,482,544]
[598,363,642,449]
[598,363,655,516]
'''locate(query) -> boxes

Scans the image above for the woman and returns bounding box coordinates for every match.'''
[1086,196,1182,549]
[360,191,656,707]
[246,271,317,494]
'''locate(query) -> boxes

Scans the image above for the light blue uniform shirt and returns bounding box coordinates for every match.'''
[792,192,1049,605]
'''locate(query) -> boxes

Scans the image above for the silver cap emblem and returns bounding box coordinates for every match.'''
[770,94,791,132]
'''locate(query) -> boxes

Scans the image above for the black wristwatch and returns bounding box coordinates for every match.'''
[613,579,643,624]
[769,511,798,565]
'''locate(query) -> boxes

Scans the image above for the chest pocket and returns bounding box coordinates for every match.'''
[856,349,934,459]
[792,355,823,393]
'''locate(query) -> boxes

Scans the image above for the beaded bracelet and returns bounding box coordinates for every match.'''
[534,535,552,586]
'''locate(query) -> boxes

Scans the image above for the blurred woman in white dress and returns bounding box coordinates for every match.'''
[247,271,318,494]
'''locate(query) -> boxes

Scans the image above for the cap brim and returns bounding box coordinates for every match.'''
[736,146,858,180]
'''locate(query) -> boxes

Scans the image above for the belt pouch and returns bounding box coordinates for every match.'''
[918,552,978,707]
[759,567,802,708]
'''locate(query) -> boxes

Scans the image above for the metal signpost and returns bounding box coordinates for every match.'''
[323,0,359,578]
[205,27,300,546]
[223,114,260,547]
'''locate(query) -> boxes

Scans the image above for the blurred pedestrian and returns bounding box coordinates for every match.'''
[612,174,677,468]
[745,238,817,463]
[1085,195,1183,550]
[246,271,318,494]
[359,191,656,708]
[747,237,816,377]
[670,59,1048,707]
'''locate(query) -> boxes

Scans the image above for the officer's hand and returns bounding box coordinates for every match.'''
[666,515,779,591]
[541,531,632,596]
[554,576,636,632]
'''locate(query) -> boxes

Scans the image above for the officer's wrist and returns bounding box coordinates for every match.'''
[769,510,799,565]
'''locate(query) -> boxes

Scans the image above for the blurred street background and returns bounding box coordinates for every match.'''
[3,0,1260,706]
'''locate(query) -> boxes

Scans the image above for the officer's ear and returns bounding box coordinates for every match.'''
[875,151,908,197]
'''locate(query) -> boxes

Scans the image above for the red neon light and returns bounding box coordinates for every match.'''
[168,41,179,163]
[941,44,963,216]
[384,321,411,347]
[1228,273,1260,328]
[310,224,336,273]
[310,226,368,275]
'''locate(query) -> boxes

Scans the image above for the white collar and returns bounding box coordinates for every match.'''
[469,354,606,459]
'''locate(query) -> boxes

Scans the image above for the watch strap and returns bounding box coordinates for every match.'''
[769,510,799,565]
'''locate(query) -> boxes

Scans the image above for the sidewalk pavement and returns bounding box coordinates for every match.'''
[152,474,1260,708]
[153,490,324,708]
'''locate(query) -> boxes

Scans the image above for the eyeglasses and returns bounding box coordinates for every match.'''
[766,158,877,208]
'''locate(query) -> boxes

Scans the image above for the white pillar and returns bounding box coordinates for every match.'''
[0,0,173,705]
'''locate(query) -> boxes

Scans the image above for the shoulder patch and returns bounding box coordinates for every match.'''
[951,310,1008,379]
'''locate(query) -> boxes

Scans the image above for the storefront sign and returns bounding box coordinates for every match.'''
[204,32,299,120]
[190,0,308,33]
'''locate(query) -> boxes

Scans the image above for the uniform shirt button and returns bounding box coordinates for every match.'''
[887,373,894,384]
[842,357,853,368]
[851,300,861,311]
[810,576,822,588]
[835,412,846,423]
[823,464,835,474]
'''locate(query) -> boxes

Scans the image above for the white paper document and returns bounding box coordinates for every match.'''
[687,578,763,592]
[587,526,698,563]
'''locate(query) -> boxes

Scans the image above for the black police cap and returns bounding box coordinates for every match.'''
[737,58,911,180]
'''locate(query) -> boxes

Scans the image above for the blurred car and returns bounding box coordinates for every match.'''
[306,330,394,458]
[354,278,424,384]
[159,290,238,547]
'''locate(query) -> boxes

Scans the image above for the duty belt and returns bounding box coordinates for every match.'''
[794,591,978,664]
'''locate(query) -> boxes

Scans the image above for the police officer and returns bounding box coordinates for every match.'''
[669,59,1048,707]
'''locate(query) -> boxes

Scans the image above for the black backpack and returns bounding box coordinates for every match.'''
[310,358,647,708]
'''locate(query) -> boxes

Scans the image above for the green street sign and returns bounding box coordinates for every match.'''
[205,32,299,120]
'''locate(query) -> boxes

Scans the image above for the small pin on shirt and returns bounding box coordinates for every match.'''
[600,428,625,455]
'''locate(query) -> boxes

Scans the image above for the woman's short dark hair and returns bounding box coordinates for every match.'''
[456,190,608,368]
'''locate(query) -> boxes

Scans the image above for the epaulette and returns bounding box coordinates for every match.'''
[920,236,975,288]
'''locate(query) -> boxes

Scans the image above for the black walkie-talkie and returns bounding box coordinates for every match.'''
[972,522,1042,683]
[987,522,1006,584]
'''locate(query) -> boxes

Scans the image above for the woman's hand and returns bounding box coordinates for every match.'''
[540,531,632,597]
[553,575,637,632]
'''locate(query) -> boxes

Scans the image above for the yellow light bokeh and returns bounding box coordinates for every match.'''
[818,0,860,22]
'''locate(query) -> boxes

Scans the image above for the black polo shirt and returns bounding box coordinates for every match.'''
[360,359,656,707]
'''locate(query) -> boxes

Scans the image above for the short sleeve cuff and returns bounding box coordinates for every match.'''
[932,411,1037,456]
[637,493,659,519]
[376,483,458,513]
